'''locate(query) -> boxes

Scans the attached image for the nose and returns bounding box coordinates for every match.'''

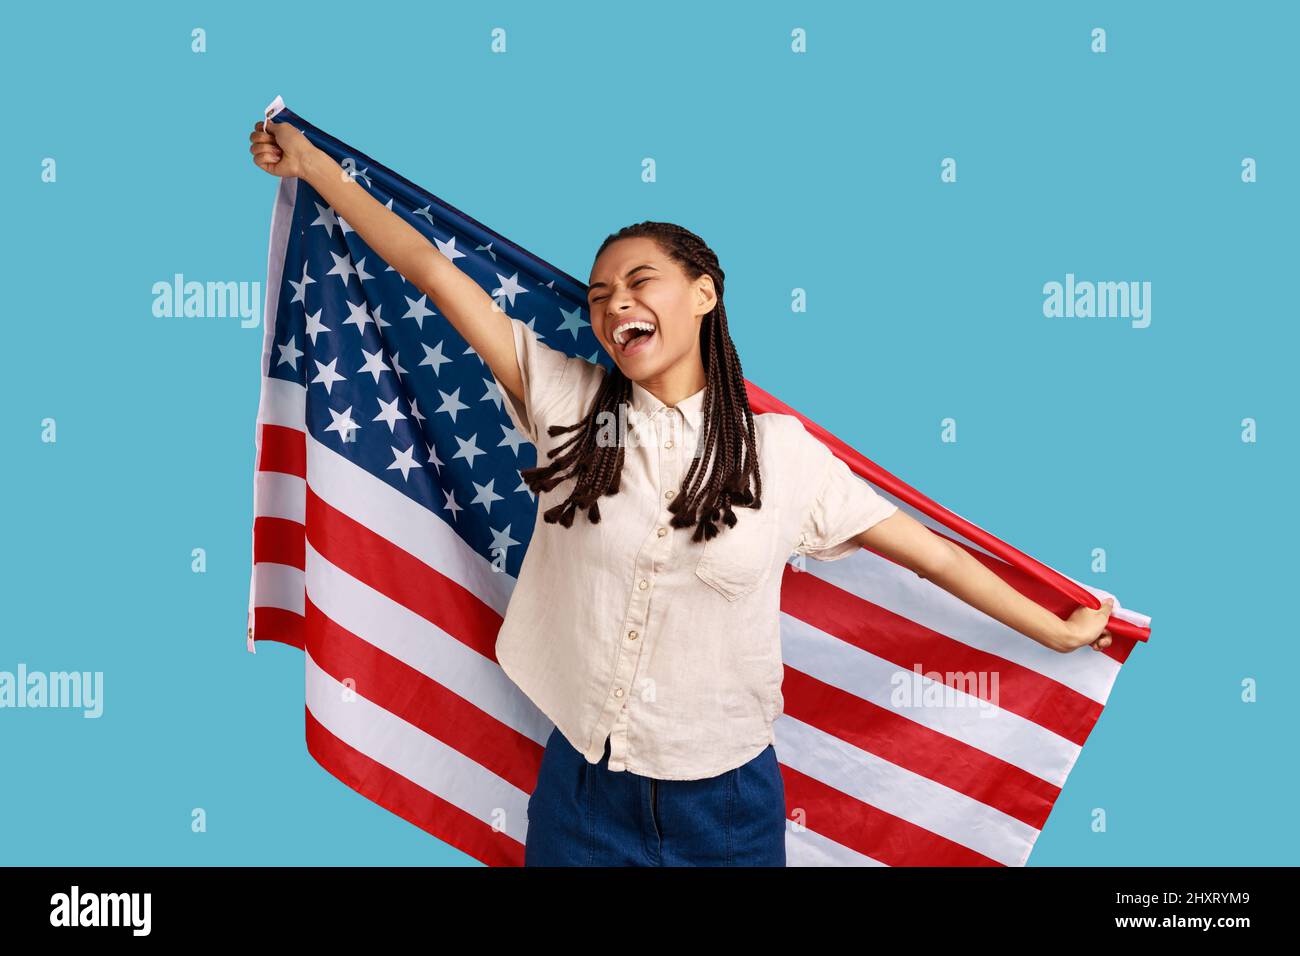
[600,292,636,328]
[604,287,637,313]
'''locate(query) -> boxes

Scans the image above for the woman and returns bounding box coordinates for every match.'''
[249,119,1115,867]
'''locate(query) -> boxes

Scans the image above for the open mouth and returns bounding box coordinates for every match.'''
[612,320,657,356]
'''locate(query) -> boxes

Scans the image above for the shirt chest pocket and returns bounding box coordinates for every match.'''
[693,505,780,602]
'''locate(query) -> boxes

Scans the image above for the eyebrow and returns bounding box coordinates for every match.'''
[587,264,659,297]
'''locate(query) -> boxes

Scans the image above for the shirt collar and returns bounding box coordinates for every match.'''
[629,379,706,431]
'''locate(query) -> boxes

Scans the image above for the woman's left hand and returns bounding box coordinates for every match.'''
[1058,598,1115,653]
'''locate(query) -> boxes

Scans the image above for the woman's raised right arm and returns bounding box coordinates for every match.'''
[251,119,524,404]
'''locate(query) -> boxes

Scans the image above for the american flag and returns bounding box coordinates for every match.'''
[248,97,1153,867]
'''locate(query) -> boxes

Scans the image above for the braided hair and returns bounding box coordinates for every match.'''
[519,221,762,543]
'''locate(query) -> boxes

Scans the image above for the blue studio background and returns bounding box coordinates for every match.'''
[3,0,1295,865]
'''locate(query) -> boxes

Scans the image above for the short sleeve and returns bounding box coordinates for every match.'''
[496,317,586,445]
[795,428,899,562]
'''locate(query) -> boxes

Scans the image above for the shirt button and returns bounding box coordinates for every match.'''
[638,579,648,590]
[614,687,624,698]
[664,439,673,449]
[656,527,666,537]
[628,629,639,640]
[664,489,675,499]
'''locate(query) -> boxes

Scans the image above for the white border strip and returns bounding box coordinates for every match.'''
[248,172,298,652]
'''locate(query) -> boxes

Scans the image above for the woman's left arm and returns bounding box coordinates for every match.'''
[854,512,1114,654]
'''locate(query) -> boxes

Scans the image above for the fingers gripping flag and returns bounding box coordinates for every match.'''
[248,96,1152,867]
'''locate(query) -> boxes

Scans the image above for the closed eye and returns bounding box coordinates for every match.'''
[590,276,652,304]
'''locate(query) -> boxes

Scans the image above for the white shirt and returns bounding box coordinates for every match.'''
[493,317,899,780]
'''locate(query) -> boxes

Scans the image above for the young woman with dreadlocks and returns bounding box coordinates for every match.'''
[251,119,1119,868]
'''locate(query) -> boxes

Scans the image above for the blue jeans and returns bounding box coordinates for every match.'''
[524,726,787,866]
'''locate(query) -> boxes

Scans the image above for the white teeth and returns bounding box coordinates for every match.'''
[613,320,656,347]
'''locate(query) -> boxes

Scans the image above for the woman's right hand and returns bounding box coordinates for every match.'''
[249,118,314,180]
[1059,597,1115,653]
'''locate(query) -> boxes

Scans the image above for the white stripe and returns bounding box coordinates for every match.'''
[253,470,306,523]
[258,374,307,431]
[304,538,551,747]
[785,824,884,867]
[251,563,304,616]
[305,652,530,844]
[774,714,1037,867]
[781,612,1081,787]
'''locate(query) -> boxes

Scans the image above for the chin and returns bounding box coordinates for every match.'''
[620,356,668,382]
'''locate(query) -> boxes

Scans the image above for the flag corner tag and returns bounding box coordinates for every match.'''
[263,94,286,126]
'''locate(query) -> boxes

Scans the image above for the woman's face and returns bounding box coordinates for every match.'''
[587,237,715,383]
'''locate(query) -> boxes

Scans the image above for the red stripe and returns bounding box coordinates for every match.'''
[305,706,524,867]
[304,593,543,794]
[252,515,305,570]
[305,485,504,661]
[780,762,1002,866]
[251,606,304,650]
[782,564,1104,747]
[258,423,306,478]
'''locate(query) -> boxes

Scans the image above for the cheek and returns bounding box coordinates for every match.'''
[666,318,696,352]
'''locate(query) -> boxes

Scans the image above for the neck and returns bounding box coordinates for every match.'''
[634,357,707,407]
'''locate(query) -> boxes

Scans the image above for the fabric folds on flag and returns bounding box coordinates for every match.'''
[248,96,1153,867]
